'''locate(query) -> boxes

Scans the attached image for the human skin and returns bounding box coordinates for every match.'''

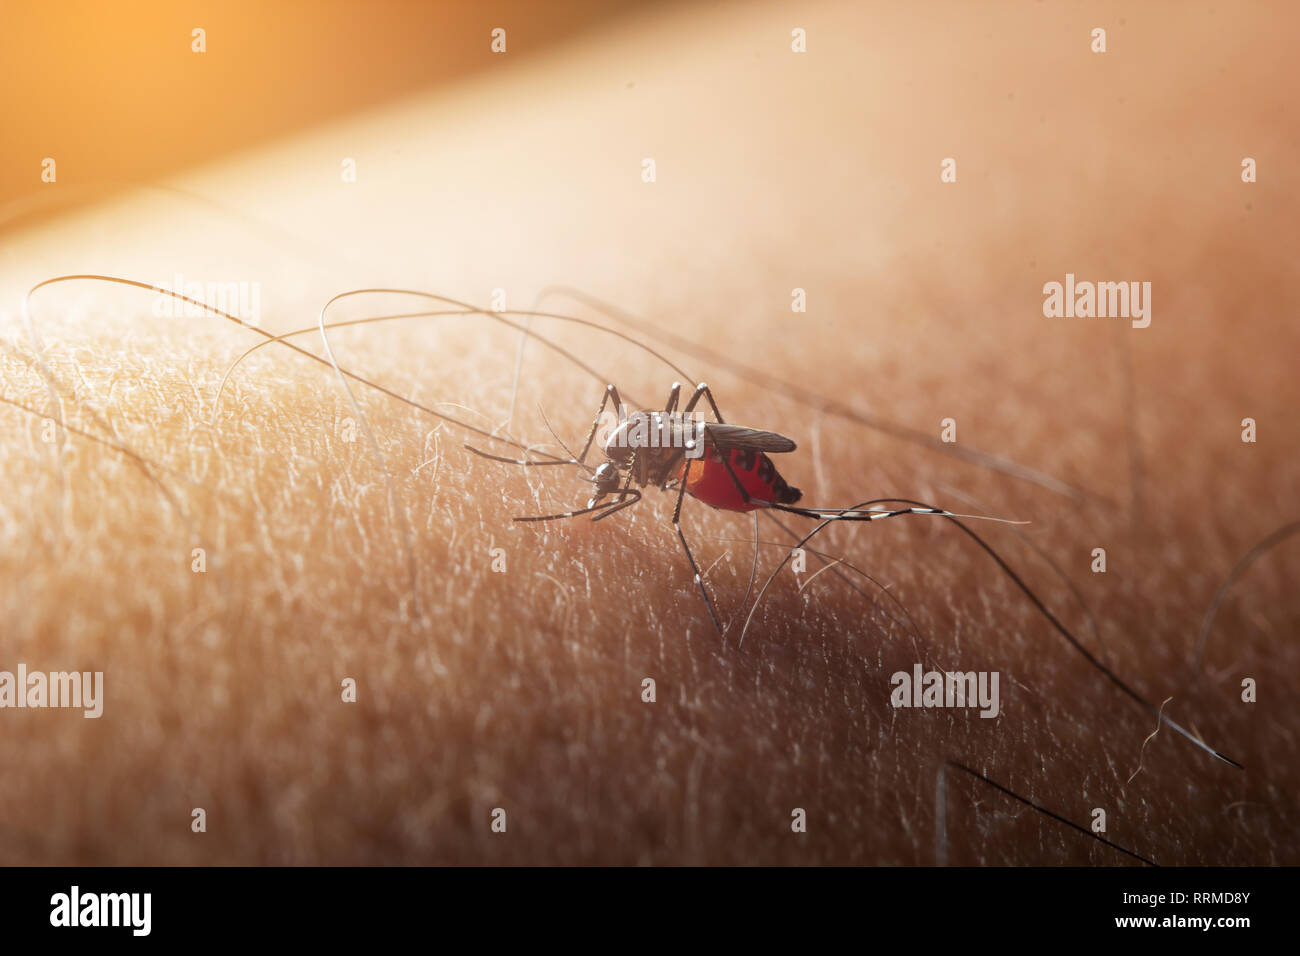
[0,0,1296,865]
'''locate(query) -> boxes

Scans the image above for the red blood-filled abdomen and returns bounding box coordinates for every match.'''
[680,447,802,512]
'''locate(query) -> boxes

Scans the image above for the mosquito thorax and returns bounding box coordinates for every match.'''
[604,410,703,460]
[603,420,636,464]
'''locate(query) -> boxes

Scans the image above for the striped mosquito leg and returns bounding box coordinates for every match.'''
[786,506,949,521]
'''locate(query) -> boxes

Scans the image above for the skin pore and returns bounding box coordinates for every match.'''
[1,1,1296,865]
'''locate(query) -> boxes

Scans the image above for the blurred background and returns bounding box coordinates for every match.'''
[0,0,663,234]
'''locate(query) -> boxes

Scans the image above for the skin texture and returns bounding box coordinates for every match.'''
[0,0,1297,865]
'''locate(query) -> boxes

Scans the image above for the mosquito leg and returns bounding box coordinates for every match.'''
[515,491,639,523]
[705,436,938,530]
[663,381,682,415]
[672,457,724,633]
[590,489,643,522]
[680,381,726,423]
[772,502,947,522]
[572,384,624,466]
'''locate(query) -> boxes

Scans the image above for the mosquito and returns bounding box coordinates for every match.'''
[467,379,1244,771]
[470,380,1005,628]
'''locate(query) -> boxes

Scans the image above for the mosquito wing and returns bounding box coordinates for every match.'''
[701,422,797,454]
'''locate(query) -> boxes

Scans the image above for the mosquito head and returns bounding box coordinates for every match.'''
[593,461,622,495]
[585,460,624,509]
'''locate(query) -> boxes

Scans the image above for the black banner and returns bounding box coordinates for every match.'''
[1,866,1288,942]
